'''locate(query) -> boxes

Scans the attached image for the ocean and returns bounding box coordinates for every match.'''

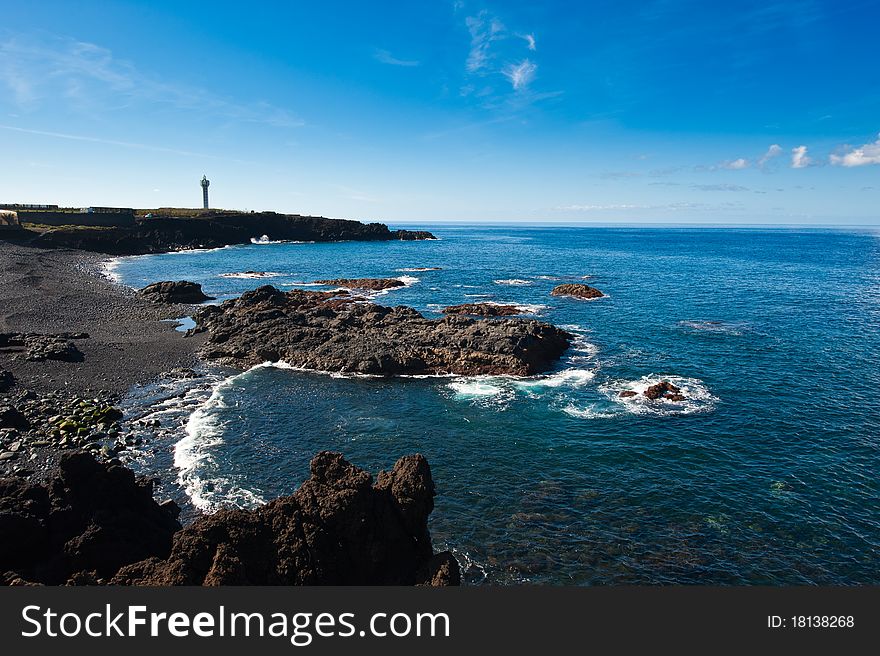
[110,225,880,585]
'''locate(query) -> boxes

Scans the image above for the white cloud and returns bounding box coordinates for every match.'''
[830,133,880,167]
[791,145,813,168]
[521,33,537,51]
[465,11,505,72]
[758,144,783,167]
[721,158,749,170]
[692,184,750,192]
[502,59,537,91]
[373,49,420,67]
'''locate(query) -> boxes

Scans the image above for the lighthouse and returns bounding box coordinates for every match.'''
[200,175,210,209]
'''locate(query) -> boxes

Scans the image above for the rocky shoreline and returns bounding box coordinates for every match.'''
[0,237,464,586]
[193,285,573,376]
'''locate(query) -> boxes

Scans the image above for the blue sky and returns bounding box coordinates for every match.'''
[1,0,878,223]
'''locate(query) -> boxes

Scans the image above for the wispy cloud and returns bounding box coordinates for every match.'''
[830,133,880,167]
[692,183,750,192]
[758,143,783,167]
[465,11,505,73]
[521,33,537,51]
[720,158,749,170]
[791,145,813,168]
[373,49,420,67]
[503,59,537,91]
[0,33,303,128]
[0,124,254,163]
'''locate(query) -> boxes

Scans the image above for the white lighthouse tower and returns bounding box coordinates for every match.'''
[200,175,210,209]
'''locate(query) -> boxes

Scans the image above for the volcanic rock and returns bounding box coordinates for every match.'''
[0,369,13,392]
[27,212,436,255]
[643,381,685,401]
[112,452,459,586]
[0,332,86,362]
[550,283,605,300]
[618,390,638,398]
[314,278,406,291]
[193,285,572,376]
[139,280,213,304]
[0,406,29,431]
[443,303,523,317]
[0,451,181,584]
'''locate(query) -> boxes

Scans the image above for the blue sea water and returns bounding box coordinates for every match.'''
[112,225,880,585]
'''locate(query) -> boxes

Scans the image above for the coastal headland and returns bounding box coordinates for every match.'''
[4,208,435,255]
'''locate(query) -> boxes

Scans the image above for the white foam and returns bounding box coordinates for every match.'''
[448,379,506,397]
[175,371,266,512]
[219,271,283,279]
[250,235,315,245]
[493,279,533,286]
[99,257,124,284]
[513,368,596,390]
[562,404,619,420]
[395,267,441,272]
[602,374,717,416]
[169,244,237,254]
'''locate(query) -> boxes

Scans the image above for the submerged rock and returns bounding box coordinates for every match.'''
[112,452,459,586]
[139,280,214,304]
[443,303,523,317]
[643,381,685,401]
[314,278,406,291]
[193,285,572,376]
[550,283,605,300]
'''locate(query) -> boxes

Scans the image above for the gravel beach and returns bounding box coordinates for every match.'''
[0,242,205,480]
[0,243,204,395]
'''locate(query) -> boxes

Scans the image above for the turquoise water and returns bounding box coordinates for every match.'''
[113,226,880,584]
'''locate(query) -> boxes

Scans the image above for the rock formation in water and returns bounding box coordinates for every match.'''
[193,285,572,376]
[1,450,459,586]
[113,452,459,586]
[314,278,407,291]
[442,303,524,317]
[550,283,605,300]
[23,212,436,255]
[139,281,213,304]
[643,381,685,401]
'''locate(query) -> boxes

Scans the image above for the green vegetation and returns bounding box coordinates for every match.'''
[22,223,115,232]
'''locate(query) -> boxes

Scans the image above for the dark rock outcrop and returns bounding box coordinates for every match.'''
[139,281,213,304]
[0,406,29,430]
[112,452,459,586]
[0,451,181,584]
[0,332,86,362]
[618,390,638,398]
[193,285,572,376]
[443,303,523,317]
[25,212,436,255]
[550,283,605,300]
[314,278,406,291]
[643,381,685,401]
[0,369,13,392]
